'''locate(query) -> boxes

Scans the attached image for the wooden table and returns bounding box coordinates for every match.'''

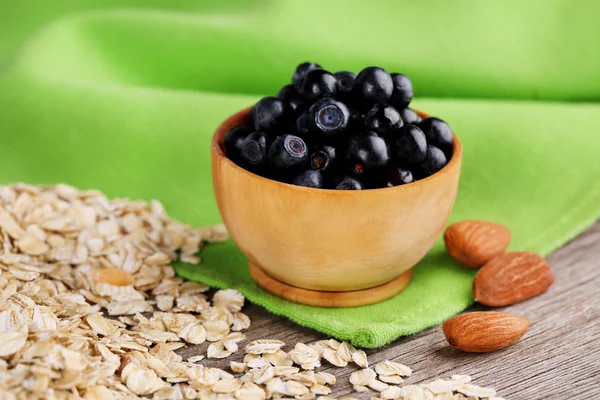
[184,221,600,400]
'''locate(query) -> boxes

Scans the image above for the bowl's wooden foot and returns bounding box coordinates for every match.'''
[248,261,413,308]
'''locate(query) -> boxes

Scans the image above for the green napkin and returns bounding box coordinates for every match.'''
[1,0,599,348]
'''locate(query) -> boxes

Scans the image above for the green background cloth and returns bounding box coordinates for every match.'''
[1,0,599,348]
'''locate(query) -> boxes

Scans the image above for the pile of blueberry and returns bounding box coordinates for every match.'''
[224,62,453,189]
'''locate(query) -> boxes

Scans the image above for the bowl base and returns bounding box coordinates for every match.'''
[248,261,413,308]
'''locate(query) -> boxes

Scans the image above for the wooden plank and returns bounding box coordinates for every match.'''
[181,221,600,399]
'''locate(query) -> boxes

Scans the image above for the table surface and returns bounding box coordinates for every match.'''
[181,221,600,400]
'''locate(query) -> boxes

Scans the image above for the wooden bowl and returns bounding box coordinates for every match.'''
[212,107,462,307]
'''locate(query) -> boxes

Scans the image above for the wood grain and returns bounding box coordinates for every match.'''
[212,108,462,294]
[180,221,600,400]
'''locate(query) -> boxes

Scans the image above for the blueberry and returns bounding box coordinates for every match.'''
[419,117,453,158]
[288,98,305,116]
[399,107,421,125]
[251,97,287,132]
[346,131,390,176]
[295,112,310,134]
[334,175,363,190]
[388,167,414,186]
[365,104,403,135]
[278,84,305,115]
[292,62,322,87]
[309,144,337,172]
[299,69,337,101]
[278,84,294,100]
[241,132,270,171]
[417,145,448,178]
[245,62,450,187]
[308,98,350,137]
[351,67,393,110]
[334,71,356,94]
[293,112,320,146]
[349,110,365,131]
[390,125,427,165]
[224,125,249,162]
[389,73,413,109]
[293,170,324,188]
[268,134,308,173]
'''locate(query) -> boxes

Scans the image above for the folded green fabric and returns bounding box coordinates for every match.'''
[1,0,599,348]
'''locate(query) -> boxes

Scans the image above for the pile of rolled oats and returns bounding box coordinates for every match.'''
[0,184,503,400]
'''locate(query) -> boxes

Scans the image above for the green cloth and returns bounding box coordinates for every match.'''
[1,0,599,348]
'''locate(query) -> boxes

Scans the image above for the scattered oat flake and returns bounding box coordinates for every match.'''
[15,233,49,255]
[402,385,425,399]
[316,372,336,386]
[85,385,115,400]
[378,374,404,384]
[351,350,368,368]
[380,385,403,399]
[203,320,230,341]
[213,289,245,312]
[285,380,311,396]
[188,355,205,363]
[349,368,376,386]
[245,339,285,355]
[353,384,369,393]
[0,184,243,399]
[252,366,275,385]
[287,370,316,385]
[156,294,175,311]
[232,312,251,331]
[367,378,389,392]
[85,313,117,336]
[207,341,233,359]
[375,360,412,377]
[323,347,348,367]
[0,324,28,357]
[451,374,472,383]
[246,356,270,369]
[230,361,248,373]
[0,183,505,400]
[178,321,207,345]
[123,364,168,395]
[311,384,332,395]
[336,341,355,362]
[212,378,242,393]
[457,383,497,398]
[425,378,463,394]
[0,206,25,239]
[308,340,330,356]
[289,343,321,370]
[296,394,316,400]
[273,366,299,377]
[263,349,293,367]
[235,382,266,400]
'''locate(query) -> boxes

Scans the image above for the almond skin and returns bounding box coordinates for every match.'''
[473,251,554,307]
[444,220,511,268]
[443,311,529,353]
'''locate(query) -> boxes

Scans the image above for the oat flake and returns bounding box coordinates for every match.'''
[0,183,503,400]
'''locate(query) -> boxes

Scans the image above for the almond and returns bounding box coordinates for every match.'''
[473,251,554,306]
[443,311,529,353]
[444,220,511,268]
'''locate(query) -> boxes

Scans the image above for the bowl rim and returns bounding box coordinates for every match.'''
[212,106,462,196]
